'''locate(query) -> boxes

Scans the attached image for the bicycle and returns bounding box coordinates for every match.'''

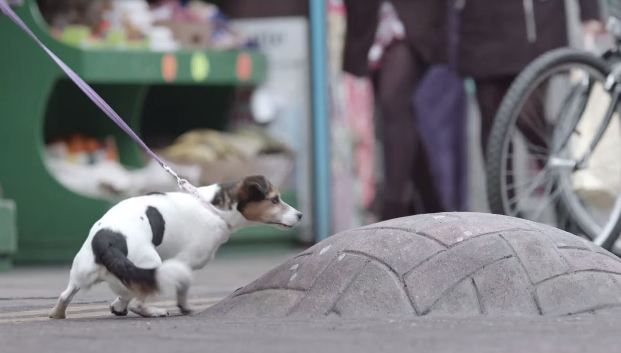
[485,15,621,252]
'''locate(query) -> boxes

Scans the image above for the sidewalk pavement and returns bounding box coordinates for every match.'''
[0,247,299,321]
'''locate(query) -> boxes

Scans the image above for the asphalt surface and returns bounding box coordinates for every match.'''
[3,312,621,353]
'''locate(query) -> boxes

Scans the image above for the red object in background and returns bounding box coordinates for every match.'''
[236,52,252,80]
[105,136,118,161]
[92,19,110,38]
[161,53,178,82]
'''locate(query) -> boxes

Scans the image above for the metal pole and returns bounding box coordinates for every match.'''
[309,0,331,241]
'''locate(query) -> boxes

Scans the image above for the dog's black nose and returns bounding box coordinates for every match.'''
[296,213,303,221]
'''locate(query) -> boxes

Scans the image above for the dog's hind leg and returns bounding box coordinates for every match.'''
[49,250,101,319]
[107,279,134,316]
[177,284,192,315]
[110,296,131,316]
[129,300,169,318]
[49,281,80,319]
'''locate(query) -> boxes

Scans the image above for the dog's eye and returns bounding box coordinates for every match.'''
[271,196,280,204]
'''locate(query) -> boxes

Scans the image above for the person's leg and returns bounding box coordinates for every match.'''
[376,42,441,219]
[517,83,549,155]
[475,76,515,157]
[412,138,444,213]
[475,76,548,211]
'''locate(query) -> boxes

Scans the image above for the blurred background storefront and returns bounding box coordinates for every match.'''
[0,0,610,266]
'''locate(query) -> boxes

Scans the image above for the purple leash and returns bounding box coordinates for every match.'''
[0,1,228,224]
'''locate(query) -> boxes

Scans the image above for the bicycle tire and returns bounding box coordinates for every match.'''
[486,48,621,248]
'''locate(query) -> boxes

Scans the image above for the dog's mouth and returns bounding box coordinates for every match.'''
[267,222,294,229]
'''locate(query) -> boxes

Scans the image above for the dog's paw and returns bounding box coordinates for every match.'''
[48,307,66,320]
[110,305,128,317]
[110,298,129,316]
[178,305,193,316]
[149,307,169,317]
[130,305,169,318]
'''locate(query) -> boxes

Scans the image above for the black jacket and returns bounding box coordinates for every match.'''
[458,0,601,79]
[343,0,448,77]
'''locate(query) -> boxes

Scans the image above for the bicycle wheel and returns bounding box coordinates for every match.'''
[486,48,621,249]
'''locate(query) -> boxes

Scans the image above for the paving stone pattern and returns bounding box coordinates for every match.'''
[205,213,621,318]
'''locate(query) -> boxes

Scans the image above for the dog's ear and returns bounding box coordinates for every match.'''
[241,175,270,202]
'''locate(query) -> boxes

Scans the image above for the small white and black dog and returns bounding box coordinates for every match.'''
[49,175,302,319]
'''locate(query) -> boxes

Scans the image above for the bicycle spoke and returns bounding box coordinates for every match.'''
[504,145,549,161]
[530,181,563,221]
[506,173,556,201]
[504,164,550,190]
[508,131,550,157]
[521,140,550,155]
[506,170,556,207]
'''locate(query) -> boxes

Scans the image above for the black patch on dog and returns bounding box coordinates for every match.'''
[91,229,157,293]
[146,206,165,246]
[147,191,166,196]
[92,229,128,260]
[211,181,237,210]
[236,175,271,212]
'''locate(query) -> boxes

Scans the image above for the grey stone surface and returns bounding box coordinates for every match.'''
[289,254,367,317]
[333,261,414,317]
[560,248,621,273]
[405,234,513,313]
[536,272,621,316]
[427,278,481,316]
[331,228,446,274]
[205,213,621,319]
[207,289,306,318]
[501,231,570,284]
[473,257,539,315]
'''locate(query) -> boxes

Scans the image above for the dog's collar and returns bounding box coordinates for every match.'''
[197,198,233,231]
[212,208,233,231]
[199,200,233,231]
[178,180,233,231]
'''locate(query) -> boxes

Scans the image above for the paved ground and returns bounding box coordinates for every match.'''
[2,246,621,353]
[3,309,621,353]
[0,248,298,321]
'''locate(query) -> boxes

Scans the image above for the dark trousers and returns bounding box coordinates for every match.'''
[475,76,515,154]
[475,75,549,212]
[375,42,444,220]
[475,76,548,158]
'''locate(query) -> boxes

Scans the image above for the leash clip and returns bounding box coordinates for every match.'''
[177,178,197,194]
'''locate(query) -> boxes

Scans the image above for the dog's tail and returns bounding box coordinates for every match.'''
[91,229,192,296]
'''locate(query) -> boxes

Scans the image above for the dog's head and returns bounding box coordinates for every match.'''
[215,175,302,229]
